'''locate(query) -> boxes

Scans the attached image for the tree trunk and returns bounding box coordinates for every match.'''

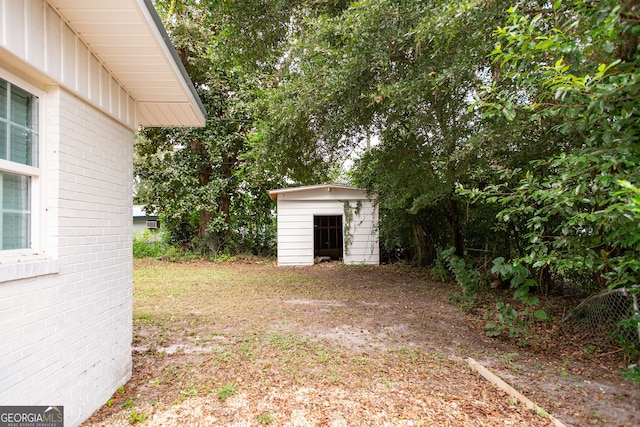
[411,224,425,266]
[191,140,215,238]
[539,265,553,296]
[619,1,639,61]
[199,210,213,236]
[219,150,238,224]
[444,195,464,257]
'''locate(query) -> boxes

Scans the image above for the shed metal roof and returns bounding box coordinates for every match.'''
[268,184,374,201]
[47,0,206,127]
[133,205,157,218]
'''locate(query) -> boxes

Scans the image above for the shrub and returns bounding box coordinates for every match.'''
[133,231,171,258]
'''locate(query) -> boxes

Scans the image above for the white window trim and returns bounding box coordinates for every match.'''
[0,68,58,283]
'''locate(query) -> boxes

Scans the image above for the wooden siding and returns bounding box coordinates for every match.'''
[276,194,379,267]
[343,201,379,265]
[0,0,137,129]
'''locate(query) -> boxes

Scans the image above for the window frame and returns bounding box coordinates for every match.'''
[0,68,50,275]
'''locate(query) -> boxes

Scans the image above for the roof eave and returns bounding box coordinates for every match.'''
[268,184,375,201]
[139,0,206,127]
[46,0,206,128]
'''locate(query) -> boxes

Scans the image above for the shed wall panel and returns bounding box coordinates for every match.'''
[276,234,313,243]
[275,192,379,266]
[276,203,314,265]
[343,201,379,265]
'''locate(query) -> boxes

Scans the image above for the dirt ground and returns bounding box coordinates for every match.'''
[82,260,639,426]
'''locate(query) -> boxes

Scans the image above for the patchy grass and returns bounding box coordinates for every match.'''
[82,259,639,427]
[216,383,236,402]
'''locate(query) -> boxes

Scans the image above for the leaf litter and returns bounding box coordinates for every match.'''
[82,259,639,426]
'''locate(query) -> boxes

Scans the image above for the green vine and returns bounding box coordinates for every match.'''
[343,201,362,256]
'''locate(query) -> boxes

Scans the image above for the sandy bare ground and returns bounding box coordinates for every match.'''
[82,260,639,426]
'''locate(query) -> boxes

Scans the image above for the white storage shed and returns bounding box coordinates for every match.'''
[269,185,379,266]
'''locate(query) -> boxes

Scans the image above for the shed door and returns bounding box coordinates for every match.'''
[314,215,343,260]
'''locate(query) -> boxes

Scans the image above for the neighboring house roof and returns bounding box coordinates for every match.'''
[46,0,206,127]
[268,184,376,201]
[133,205,157,218]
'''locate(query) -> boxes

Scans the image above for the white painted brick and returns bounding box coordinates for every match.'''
[1,85,133,426]
[0,347,22,380]
[1,371,29,400]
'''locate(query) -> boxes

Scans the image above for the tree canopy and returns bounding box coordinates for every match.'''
[132,0,640,367]
[469,0,640,292]
[137,0,639,303]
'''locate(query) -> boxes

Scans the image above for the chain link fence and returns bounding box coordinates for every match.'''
[563,287,640,355]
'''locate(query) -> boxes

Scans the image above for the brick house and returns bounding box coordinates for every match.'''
[0,1,205,426]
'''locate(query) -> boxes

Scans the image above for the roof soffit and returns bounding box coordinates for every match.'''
[46,0,205,127]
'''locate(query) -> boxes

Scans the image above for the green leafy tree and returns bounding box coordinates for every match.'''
[255,0,543,263]
[135,0,283,254]
[470,0,640,293]
[136,1,357,254]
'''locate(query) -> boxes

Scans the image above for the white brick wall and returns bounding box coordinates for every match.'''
[0,0,202,424]
[0,87,133,427]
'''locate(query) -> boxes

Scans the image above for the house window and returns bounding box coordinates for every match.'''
[0,78,39,251]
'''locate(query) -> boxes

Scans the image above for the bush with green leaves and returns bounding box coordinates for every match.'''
[132,231,170,259]
[439,247,481,313]
[462,0,639,363]
[479,0,640,290]
[484,257,548,339]
[484,301,527,339]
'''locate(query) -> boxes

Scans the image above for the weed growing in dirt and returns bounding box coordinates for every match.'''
[128,409,147,425]
[212,348,233,364]
[499,352,519,364]
[239,343,255,360]
[257,412,274,425]
[179,382,198,400]
[405,347,422,363]
[428,351,448,362]
[314,347,330,363]
[268,332,304,351]
[327,366,340,383]
[217,383,236,402]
